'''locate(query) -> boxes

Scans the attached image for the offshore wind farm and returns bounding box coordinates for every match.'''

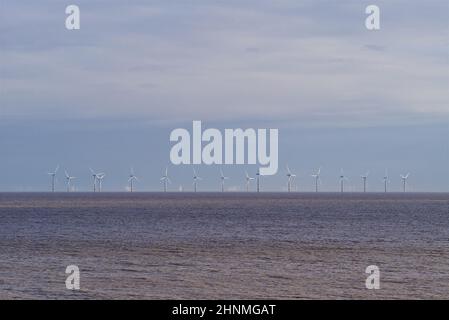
[41,164,417,193]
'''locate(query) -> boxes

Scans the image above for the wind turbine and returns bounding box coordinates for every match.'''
[311,167,321,192]
[64,170,76,192]
[400,173,410,192]
[192,168,202,192]
[47,165,59,192]
[382,169,390,193]
[361,171,369,192]
[286,165,296,192]
[339,168,348,193]
[89,168,103,192]
[256,170,261,192]
[220,169,229,192]
[245,171,255,192]
[128,168,138,192]
[97,173,105,192]
[160,167,171,192]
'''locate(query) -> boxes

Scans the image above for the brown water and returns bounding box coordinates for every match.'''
[0,192,448,299]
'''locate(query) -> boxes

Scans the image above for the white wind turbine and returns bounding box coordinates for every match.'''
[361,171,370,193]
[286,165,296,192]
[47,165,59,192]
[128,168,138,192]
[192,168,202,192]
[89,168,103,192]
[400,173,410,192]
[64,170,76,192]
[311,167,321,192]
[339,168,348,193]
[220,169,229,192]
[382,169,390,193]
[160,167,171,192]
[97,173,106,192]
[245,171,255,192]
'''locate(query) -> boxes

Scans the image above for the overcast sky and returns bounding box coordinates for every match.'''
[0,0,448,192]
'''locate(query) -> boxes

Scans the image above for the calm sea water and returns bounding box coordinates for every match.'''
[0,192,448,299]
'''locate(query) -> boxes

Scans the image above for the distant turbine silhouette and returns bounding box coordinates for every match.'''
[286,165,296,192]
[400,173,410,192]
[311,167,321,192]
[64,170,76,192]
[128,167,138,192]
[256,170,261,192]
[89,168,103,192]
[361,171,369,193]
[47,165,59,192]
[97,173,105,192]
[383,169,390,193]
[160,167,171,192]
[339,168,348,193]
[220,169,229,192]
[245,171,255,192]
[192,168,202,192]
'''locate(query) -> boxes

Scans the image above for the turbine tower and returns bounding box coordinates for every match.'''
[47,165,59,192]
[220,169,229,192]
[311,167,321,192]
[192,168,201,192]
[245,171,255,192]
[128,168,138,192]
[89,168,103,192]
[286,165,296,192]
[160,167,171,192]
[400,173,410,192]
[256,170,261,192]
[361,171,369,193]
[64,170,76,192]
[339,168,348,193]
[383,169,389,193]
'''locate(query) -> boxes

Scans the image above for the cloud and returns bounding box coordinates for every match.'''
[0,0,448,126]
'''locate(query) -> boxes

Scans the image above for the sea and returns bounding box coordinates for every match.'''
[0,192,448,299]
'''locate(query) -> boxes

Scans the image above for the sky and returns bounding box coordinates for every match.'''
[0,0,448,192]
